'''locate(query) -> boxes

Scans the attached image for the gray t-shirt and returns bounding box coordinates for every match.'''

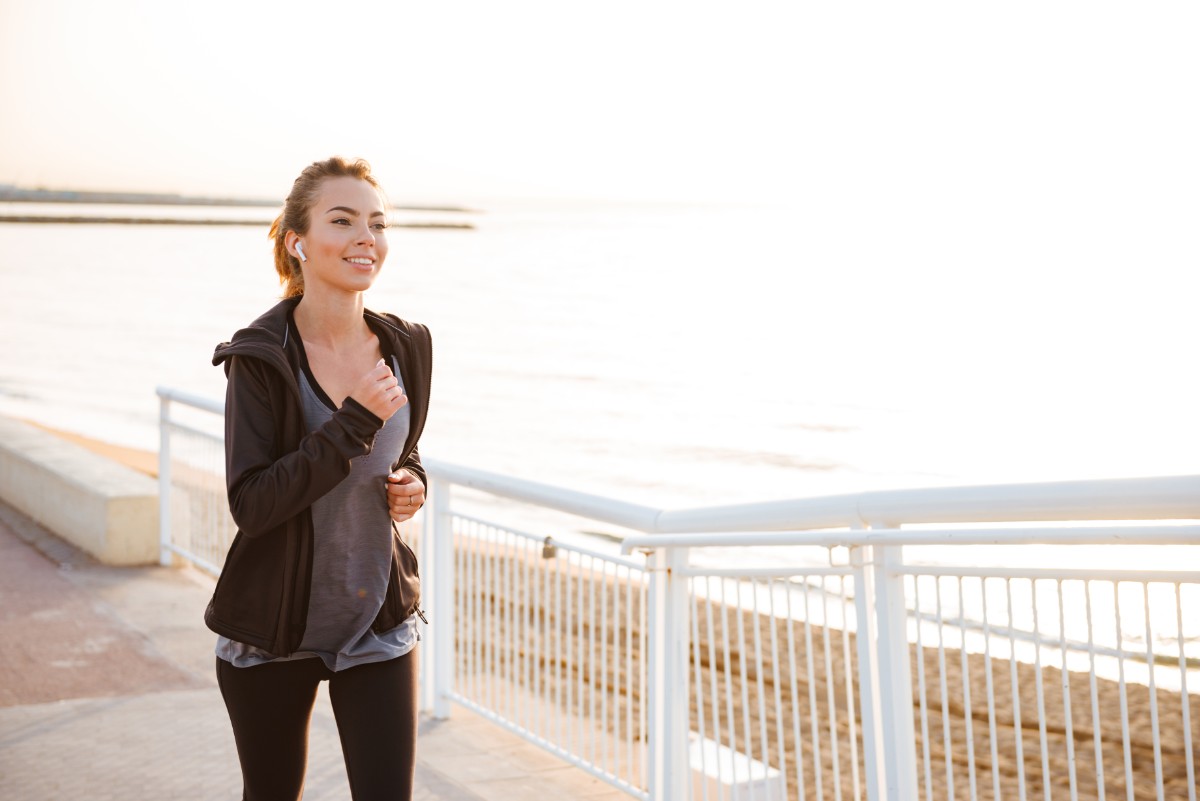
[217,354,418,670]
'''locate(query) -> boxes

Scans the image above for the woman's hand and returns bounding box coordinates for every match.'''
[352,359,407,422]
[387,469,426,522]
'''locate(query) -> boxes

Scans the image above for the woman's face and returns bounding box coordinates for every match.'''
[297,176,389,296]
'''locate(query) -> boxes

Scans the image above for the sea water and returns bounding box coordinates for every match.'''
[1,198,1195,507]
[1,199,1197,675]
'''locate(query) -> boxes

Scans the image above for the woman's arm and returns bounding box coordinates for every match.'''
[224,355,383,537]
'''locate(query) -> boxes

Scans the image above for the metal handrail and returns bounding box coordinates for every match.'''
[426,457,1200,533]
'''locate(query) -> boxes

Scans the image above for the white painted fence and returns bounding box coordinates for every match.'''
[156,386,1200,801]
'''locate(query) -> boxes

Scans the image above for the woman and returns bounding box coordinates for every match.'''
[206,156,432,801]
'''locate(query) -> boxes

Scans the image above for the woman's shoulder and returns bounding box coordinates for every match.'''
[364,309,431,344]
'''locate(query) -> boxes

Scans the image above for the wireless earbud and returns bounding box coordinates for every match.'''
[296,242,307,262]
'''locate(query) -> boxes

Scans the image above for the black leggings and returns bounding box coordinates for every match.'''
[216,651,418,801]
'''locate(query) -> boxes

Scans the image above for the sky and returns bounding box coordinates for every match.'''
[2,1,1197,206]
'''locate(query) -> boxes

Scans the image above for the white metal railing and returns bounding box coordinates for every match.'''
[156,386,231,575]
[156,387,1200,801]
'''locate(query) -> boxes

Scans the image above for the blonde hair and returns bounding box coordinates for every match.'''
[268,157,383,298]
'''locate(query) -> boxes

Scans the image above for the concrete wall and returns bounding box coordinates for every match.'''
[0,417,158,565]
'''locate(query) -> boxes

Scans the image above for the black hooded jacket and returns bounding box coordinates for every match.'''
[205,296,432,657]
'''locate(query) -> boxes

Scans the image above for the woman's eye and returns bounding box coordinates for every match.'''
[332,218,350,225]
[372,222,389,231]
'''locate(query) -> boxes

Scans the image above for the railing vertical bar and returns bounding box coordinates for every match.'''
[576,553,586,759]
[612,564,623,784]
[601,561,610,780]
[957,576,977,801]
[517,533,526,729]
[157,394,172,567]
[457,518,466,701]
[839,574,860,801]
[534,535,544,739]
[692,579,710,801]
[589,554,599,772]
[451,522,460,702]
[1175,582,1196,801]
[489,524,499,717]
[560,546,570,753]
[751,580,771,800]
[547,545,557,747]
[500,527,509,722]
[1031,579,1051,801]
[519,534,530,731]
[821,577,843,801]
[475,522,484,709]
[735,580,755,801]
[913,576,934,801]
[498,530,507,722]
[502,527,510,723]
[934,577,954,801]
[473,521,483,708]
[639,567,649,791]
[768,580,788,801]
[556,541,566,753]
[804,577,824,801]
[448,522,456,695]
[479,523,490,711]
[981,577,1002,801]
[708,580,728,801]
[1006,579,1027,801]
[470,521,481,707]
[507,530,517,728]
[1113,581,1134,801]
[723,579,742,801]
[1057,579,1079,801]
[1084,580,1106,801]
[483,523,493,713]
[1142,582,1165,801]
[785,580,807,800]
[538,540,548,740]
[625,566,635,787]
[569,549,579,757]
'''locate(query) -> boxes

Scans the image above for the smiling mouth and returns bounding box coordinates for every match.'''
[345,258,374,266]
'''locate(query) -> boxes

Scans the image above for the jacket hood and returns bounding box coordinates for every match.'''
[212,296,300,370]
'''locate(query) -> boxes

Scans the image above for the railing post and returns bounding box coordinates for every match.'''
[873,541,918,798]
[853,542,886,800]
[158,391,172,567]
[645,546,690,801]
[426,477,454,719]
[853,531,918,800]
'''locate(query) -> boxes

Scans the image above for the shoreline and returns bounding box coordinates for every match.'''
[0,215,475,229]
[0,186,479,213]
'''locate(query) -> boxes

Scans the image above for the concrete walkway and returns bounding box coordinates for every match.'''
[0,502,629,800]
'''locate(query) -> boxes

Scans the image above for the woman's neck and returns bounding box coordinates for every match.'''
[292,291,369,349]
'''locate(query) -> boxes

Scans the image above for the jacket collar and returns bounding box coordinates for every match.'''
[212,296,430,465]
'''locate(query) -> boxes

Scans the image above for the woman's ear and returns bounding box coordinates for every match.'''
[284,232,305,262]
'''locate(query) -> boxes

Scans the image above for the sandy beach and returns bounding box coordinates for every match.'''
[42,424,1200,799]
[453,541,1199,801]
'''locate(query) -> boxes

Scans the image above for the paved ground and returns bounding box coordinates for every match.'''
[0,502,630,800]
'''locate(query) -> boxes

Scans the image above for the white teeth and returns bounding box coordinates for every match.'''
[347,258,373,265]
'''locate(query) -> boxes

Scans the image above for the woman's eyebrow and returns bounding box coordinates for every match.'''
[324,205,386,217]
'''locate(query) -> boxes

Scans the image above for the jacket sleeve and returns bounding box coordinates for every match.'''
[224,354,383,537]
